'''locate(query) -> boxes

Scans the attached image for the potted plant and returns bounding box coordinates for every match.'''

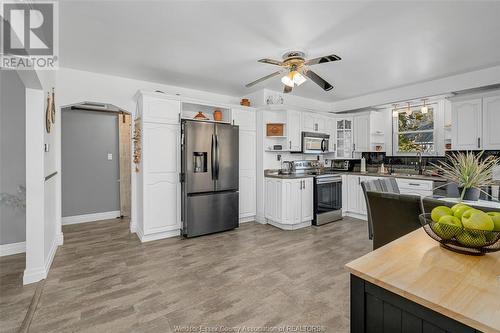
[432,151,499,201]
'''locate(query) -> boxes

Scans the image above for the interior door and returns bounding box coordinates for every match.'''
[215,123,239,191]
[184,121,214,194]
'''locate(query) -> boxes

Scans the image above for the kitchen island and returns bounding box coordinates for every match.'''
[346,229,500,333]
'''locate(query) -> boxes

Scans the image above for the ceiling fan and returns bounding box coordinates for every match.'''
[245,51,341,93]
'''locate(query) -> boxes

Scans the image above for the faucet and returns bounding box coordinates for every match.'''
[416,152,423,175]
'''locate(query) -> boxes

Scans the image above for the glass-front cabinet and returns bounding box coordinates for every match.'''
[335,118,353,158]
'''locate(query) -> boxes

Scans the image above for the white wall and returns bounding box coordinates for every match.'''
[0,71,26,246]
[245,88,331,112]
[331,64,500,112]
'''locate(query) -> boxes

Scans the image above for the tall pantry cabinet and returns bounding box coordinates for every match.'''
[135,91,181,242]
[232,107,257,221]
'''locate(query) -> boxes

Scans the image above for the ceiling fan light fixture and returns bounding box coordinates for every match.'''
[281,72,294,87]
[293,71,307,86]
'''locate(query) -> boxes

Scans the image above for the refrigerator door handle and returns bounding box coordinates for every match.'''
[211,134,216,180]
[215,134,220,180]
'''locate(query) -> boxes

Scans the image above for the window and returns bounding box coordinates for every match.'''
[394,107,434,154]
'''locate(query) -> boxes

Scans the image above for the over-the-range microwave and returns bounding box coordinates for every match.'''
[302,132,330,154]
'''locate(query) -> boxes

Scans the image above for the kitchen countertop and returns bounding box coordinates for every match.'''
[345,228,500,333]
[264,170,314,179]
[337,170,447,182]
[264,169,446,182]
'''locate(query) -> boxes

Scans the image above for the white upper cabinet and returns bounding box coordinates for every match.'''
[232,107,256,131]
[139,93,180,124]
[302,112,327,133]
[335,117,354,158]
[286,110,302,151]
[451,93,500,150]
[451,99,482,150]
[482,95,500,150]
[353,114,370,152]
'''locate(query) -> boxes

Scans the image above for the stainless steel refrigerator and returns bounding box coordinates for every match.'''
[181,120,239,237]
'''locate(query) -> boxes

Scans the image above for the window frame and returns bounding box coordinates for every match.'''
[392,105,437,156]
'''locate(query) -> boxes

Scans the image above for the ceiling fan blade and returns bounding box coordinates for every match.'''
[305,54,341,66]
[258,58,284,66]
[283,85,292,94]
[304,69,333,91]
[245,71,282,88]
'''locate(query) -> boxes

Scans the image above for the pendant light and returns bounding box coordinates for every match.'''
[421,99,428,114]
[406,102,412,116]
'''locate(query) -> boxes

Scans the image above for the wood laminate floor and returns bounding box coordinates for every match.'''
[1,217,372,333]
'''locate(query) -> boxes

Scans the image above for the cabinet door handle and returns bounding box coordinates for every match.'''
[303,180,305,189]
[478,137,481,149]
[408,183,421,186]
[358,177,361,185]
[289,141,292,149]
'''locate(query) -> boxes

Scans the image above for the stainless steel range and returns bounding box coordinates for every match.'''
[290,160,343,225]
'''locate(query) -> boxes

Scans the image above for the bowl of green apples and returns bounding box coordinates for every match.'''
[419,203,500,255]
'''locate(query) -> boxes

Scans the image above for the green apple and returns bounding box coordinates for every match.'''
[453,205,473,219]
[431,206,453,222]
[451,203,468,214]
[487,212,500,231]
[431,215,462,239]
[461,208,481,221]
[462,211,494,231]
[456,231,487,247]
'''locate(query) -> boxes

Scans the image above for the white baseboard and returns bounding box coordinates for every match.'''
[56,233,64,246]
[130,222,137,233]
[266,219,311,230]
[23,267,46,285]
[0,241,26,256]
[344,212,368,221]
[255,215,266,224]
[62,210,121,225]
[23,237,58,285]
[239,216,255,223]
[137,227,180,243]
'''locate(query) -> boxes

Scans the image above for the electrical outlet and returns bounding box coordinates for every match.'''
[277,154,281,161]
[107,153,113,160]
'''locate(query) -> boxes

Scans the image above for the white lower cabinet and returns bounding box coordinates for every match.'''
[264,177,313,230]
[343,175,434,220]
[396,178,433,197]
[346,175,373,217]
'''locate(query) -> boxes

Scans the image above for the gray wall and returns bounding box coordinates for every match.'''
[0,71,26,245]
[61,109,120,217]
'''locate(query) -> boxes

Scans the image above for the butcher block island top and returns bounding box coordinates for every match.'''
[346,228,500,333]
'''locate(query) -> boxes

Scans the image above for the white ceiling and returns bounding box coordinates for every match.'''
[59,1,500,102]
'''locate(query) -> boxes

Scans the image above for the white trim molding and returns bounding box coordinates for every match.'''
[23,237,58,285]
[239,216,256,224]
[0,241,26,257]
[62,210,121,225]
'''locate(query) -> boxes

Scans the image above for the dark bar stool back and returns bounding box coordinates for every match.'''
[367,191,422,250]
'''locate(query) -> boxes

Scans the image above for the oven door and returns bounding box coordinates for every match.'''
[314,176,342,224]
